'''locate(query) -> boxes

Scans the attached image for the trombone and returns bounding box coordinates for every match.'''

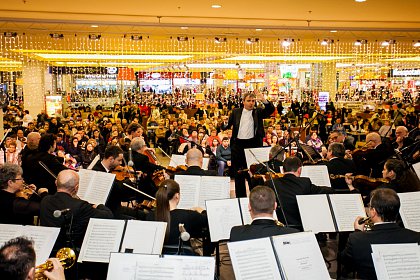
[35,247,76,280]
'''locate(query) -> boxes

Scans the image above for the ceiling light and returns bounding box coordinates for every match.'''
[320,39,334,46]
[130,35,142,41]
[49,33,64,39]
[88,34,101,40]
[177,36,188,42]
[281,39,294,47]
[414,41,420,47]
[33,53,192,60]
[223,55,354,61]
[247,38,260,44]
[330,30,337,33]
[211,4,222,8]
[90,25,99,28]
[381,40,396,47]
[355,0,366,2]
[3,32,17,38]
[180,27,189,30]
[354,39,368,46]
[255,29,262,31]
[215,37,227,43]
[186,63,265,69]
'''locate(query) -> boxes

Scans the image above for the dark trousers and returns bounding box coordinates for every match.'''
[231,138,258,197]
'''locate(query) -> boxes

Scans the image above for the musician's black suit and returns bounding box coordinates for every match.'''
[177,166,217,176]
[128,150,164,195]
[340,223,420,280]
[266,173,334,230]
[40,192,113,251]
[223,101,275,197]
[230,219,299,242]
[325,157,357,190]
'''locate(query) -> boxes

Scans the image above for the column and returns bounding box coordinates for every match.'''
[321,62,337,101]
[22,62,47,116]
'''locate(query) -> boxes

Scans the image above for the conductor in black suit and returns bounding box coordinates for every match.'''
[230,186,298,242]
[340,188,420,280]
[325,142,357,190]
[177,148,217,176]
[266,156,334,230]
[222,91,275,197]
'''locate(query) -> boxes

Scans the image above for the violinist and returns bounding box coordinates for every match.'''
[394,126,416,160]
[92,145,146,220]
[128,137,165,196]
[352,132,393,178]
[325,143,357,190]
[0,163,48,225]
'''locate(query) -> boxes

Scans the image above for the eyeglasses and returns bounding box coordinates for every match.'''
[13,178,24,181]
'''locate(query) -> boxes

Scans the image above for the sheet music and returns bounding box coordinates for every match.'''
[206,199,242,242]
[297,195,336,233]
[228,237,282,280]
[174,175,201,209]
[77,169,115,205]
[169,154,187,168]
[197,176,230,209]
[79,219,125,263]
[371,244,420,280]
[300,165,331,188]
[0,224,60,266]
[244,147,271,169]
[412,162,420,179]
[272,232,330,280]
[107,253,215,280]
[120,220,166,255]
[398,192,420,232]
[329,194,366,232]
[202,157,210,170]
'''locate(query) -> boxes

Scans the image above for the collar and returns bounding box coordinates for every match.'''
[252,217,275,222]
[101,162,110,173]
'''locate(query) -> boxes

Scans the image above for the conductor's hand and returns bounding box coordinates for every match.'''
[255,92,266,102]
[42,258,65,280]
[353,216,366,232]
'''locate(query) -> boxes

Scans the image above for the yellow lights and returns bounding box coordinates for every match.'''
[330,30,338,33]
[223,56,354,62]
[90,25,99,28]
[255,29,263,31]
[186,63,265,69]
[383,57,420,62]
[0,60,22,65]
[414,41,420,47]
[32,54,193,61]
[180,27,189,30]
[211,4,222,8]
[355,0,366,2]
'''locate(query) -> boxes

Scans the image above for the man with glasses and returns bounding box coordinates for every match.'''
[0,163,48,225]
[340,188,420,279]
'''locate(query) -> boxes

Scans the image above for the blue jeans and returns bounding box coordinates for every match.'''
[217,160,227,176]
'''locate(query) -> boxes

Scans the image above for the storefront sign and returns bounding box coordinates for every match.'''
[392,69,420,77]
[318,92,329,111]
[45,96,62,117]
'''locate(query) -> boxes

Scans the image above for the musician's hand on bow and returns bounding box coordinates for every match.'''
[345,173,355,191]
[38,188,49,195]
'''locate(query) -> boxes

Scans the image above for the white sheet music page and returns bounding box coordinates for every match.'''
[82,171,115,205]
[228,237,282,280]
[0,224,23,246]
[300,165,331,188]
[21,226,60,266]
[271,232,330,280]
[169,154,186,167]
[329,194,366,232]
[198,176,230,209]
[174,175,201,209]
[78,218,125,263]
[107,253,215,280]
[244,147,271,169]
[297,195,336,233]
[202,157,210,170]
[398,192,420,232]
[412,162,420,179]
[77,169,92,200]
[120,220,166,255]
[371,244,420,280]
[206,199,242,242]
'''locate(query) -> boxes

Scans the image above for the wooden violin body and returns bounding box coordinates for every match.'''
[112,166,136,181]
[330,174,389,195]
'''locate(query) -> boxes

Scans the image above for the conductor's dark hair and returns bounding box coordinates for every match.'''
[283,156,302,173]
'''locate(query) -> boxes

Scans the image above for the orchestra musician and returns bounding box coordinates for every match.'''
[40,170,113,252]
[352,132,393,178]
[394,126,415,160]
[176,148,217,176]
[92,145,146,220]
[340,188,420,280]
[147,179,212,255]
[265,156,334,230]
[325,143,357,190]
[128,137,165,196]
[0,237,65,280]
[230,186,298,242]
[222,91,275,197]
[0,163,49,225]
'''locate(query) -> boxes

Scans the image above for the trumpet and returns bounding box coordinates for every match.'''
[35,248,76,280]
[358,217,373,231]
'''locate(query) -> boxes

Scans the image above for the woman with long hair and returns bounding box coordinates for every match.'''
[149,179,209,255]
[381,159,420,193]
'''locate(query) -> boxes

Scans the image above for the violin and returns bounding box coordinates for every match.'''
[112,166,137,181]
[165,165,188,176]
[136,199,157,211]
[151,169,166,187]
[143,149,158,164]
[16,184,40,200]
[330,174,389,192]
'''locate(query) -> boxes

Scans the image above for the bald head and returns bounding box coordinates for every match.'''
[26,132,41,150]
[185,148,203,167]
[56,170,79,195]
[395,126,408,137]
[366,132,381,149]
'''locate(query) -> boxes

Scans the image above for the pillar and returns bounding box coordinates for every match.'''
[321,62,337,101]
[22,63,47,116]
